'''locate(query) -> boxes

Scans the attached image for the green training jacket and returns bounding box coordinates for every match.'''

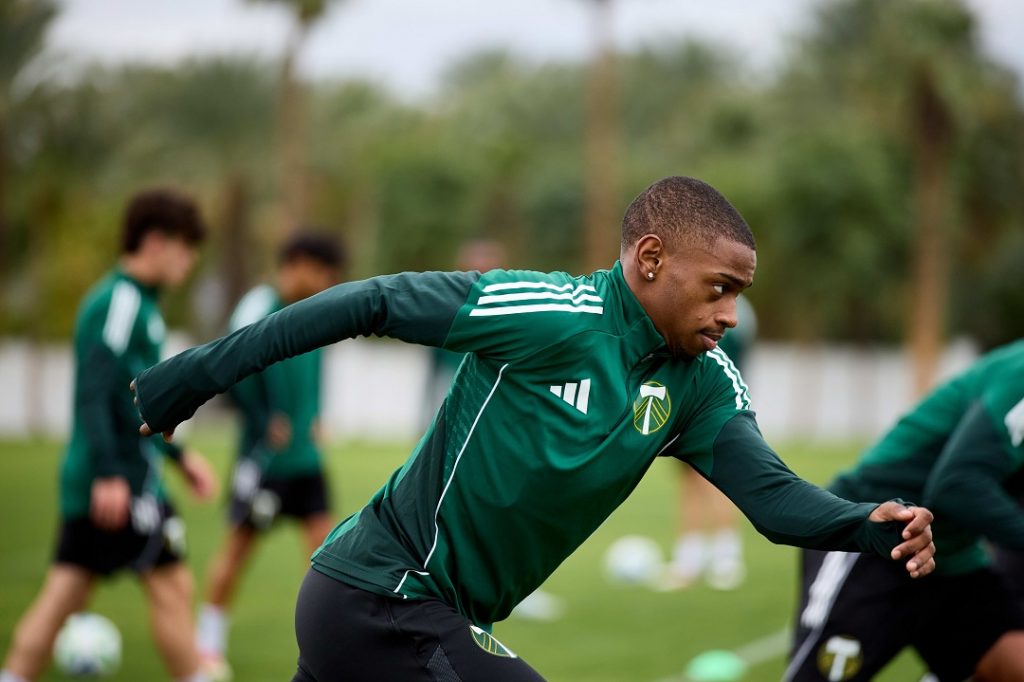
[134,263,905,627]
[61,268,181,519]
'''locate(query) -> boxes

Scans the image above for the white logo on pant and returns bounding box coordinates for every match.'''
[550,379,591,414]
[817,636,862,681]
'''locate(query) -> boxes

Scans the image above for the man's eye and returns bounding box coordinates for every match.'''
[713,284,725,295]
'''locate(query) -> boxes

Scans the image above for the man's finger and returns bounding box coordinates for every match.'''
[900,507,934,539]
[140,423,153,437]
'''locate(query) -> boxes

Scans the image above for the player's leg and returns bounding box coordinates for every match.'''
[140,563,207,681]
[975,632,1024,682]
[195,522,257,678]
[299,513,334,555]
[664,464,708,588]
[2,565,94,680]
[785,549,912,681]
[293,569,545,682]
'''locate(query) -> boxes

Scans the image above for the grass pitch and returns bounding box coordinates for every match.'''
[0,430,926,681]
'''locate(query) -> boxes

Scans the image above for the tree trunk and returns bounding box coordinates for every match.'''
[583,0,619,273]
[220,175,251,321]
[277,21,310,237]
[907,65,954,397]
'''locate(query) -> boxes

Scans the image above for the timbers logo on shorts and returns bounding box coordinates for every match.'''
[816,635,863,681]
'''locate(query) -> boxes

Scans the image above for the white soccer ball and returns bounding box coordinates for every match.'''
[54,612,122,678]
[603,534,664,585]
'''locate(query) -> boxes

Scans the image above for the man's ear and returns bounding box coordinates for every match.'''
[633,234,663,279]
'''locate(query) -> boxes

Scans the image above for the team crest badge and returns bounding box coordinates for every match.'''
[633,381,671,435]
[469,625,517,658]
[816,635,862,681]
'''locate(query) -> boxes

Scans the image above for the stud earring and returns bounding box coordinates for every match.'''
[646,272,655,280]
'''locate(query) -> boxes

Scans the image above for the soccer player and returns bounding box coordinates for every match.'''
[131,177,935,682]
[195,232,344,677]
[1,189,217,682]
[785,342,1024,682]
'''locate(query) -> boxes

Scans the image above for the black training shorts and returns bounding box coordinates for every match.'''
[228,461,330,530]
[54,500,184,575]
[786,549,1024,682]
[291,569,546,682]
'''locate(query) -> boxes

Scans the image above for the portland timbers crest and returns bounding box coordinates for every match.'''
[633,381,671,435]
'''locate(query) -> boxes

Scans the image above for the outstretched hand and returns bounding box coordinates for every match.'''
[180,450,218,501]
[130,380,175,442]
[868,501,936,578]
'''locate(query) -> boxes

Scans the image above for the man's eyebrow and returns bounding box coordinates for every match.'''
[716,272,753,289]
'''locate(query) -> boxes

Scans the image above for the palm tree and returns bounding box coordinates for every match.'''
[248,0,339,235]
[581,0,620,272]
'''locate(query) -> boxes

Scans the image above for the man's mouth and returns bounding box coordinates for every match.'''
[699,332,722,351]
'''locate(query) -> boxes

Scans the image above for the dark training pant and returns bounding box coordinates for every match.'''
[292,569,546,682]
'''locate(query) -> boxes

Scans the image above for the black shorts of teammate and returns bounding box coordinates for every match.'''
[291,569,545,682]
[229,468,330,530]
[994,545,1024,605]
[786,549,1024,682]
[54,501,184,576]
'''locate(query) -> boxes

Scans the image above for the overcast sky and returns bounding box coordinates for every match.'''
[48,0,1024,97]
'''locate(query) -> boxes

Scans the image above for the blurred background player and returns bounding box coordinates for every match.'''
[786,339,1024,682]
[195,231,345,678]
[0,189,216,682]
[663,295,757,590]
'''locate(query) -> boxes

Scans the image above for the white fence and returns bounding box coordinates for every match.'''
[0,336,978,443]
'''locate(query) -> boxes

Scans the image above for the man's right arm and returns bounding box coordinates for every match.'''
[134,271,480,436]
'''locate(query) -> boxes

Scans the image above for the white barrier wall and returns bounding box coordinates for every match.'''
[0,336,978,442]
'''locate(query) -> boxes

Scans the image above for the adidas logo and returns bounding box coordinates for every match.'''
[550,379,591,415]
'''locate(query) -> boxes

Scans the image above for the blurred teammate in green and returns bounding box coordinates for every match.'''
[195,232,344,679]
[132,177,936,681]
[1,189,216,682]
[787,341,1024,681]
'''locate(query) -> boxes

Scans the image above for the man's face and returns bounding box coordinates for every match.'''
[154,235,199,288]
[279,257,339,303]
[635,236,756,358]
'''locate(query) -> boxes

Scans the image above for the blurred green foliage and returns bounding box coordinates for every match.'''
[0,0,1022,347]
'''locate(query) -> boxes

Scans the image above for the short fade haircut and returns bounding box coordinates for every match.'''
[621,176,755,251]
[278,230,346,270]
[121,188,206,254]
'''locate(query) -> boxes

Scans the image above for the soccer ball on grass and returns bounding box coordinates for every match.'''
[54,612,122,678]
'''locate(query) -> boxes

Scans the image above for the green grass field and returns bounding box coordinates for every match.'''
[0,431,927,681]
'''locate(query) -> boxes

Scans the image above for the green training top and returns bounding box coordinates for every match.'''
[830,340,1024,575]
[60,268,182,520]
[226,285,323,479]
[134,262,905,628]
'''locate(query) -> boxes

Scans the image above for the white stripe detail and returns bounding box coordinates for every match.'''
[783,552,859,681]
[477,291,603,306]
[708,348,750,410]
[399,363,509,594]
[482,281,596,294]
[550,385,562,399]
[656,432,681,456]
[469,303,603,317]
[576,379,591,415]
[102,281,141,355]
[563,382,578,406]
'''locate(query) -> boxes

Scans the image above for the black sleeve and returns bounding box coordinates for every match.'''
[705,413,905,557]
[922,400,1024,550]
[134,271,479,435]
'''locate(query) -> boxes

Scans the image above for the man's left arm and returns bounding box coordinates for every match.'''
[683,412,935,577]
